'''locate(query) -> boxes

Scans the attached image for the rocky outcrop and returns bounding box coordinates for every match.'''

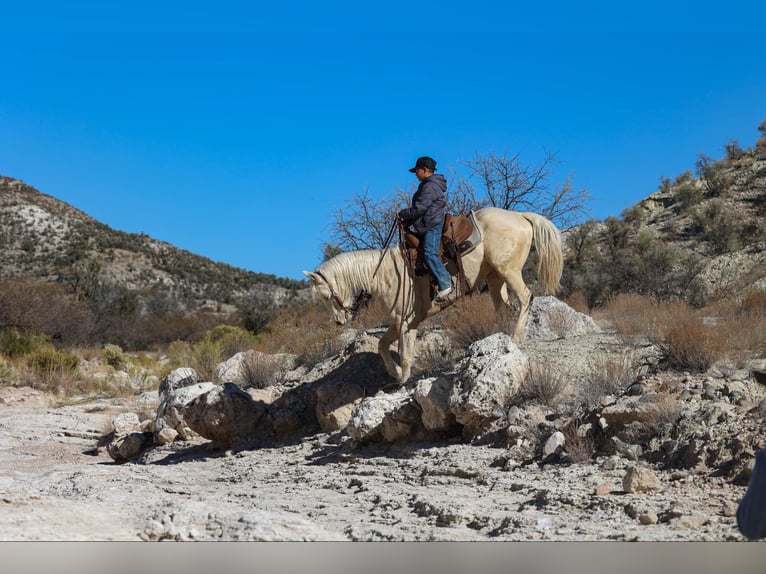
[183,383,270,448]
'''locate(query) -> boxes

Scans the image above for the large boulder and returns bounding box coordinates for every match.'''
[450,333,528,438]
[347,391,427,444]
[413,376,460,434]
[523,296,601,340]
[158,367,204,398]
[154,381,217,442]
[315,379,365,432]
[183,383,270,448]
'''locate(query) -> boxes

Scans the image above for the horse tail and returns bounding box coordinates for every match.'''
[522,212,563,294]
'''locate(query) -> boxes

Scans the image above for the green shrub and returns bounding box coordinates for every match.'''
[25,346,80,390]
[0,356,17,386]
[692,199,741,253]
[189,338,223,382]
[204,324,259,359]
[0,329,49,358]
[103,344,125,369]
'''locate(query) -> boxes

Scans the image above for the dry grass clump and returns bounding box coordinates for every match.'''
[562,421,595,464]
[443,293,507,351]
[662,317,725,372]
[256,301,345,368]
[518,361,567,407]
[240,352,287,390]
[414,341,458,377]
[564,291,590,314]
[711,290,766,363]
[0,355,18,386]
[577,351,638,409]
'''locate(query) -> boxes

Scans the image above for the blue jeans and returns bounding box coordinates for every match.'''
[422,226,452,291]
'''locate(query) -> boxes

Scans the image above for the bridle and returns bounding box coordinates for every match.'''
[314,270,371,317]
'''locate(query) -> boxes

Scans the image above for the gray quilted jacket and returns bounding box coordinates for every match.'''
[398,174,448,235]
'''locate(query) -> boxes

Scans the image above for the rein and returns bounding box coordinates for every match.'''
[314,270,371,316]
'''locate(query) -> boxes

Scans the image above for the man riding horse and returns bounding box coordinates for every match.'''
[398,156,454,304]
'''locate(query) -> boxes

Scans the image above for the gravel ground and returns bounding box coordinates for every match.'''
[0,381,753,542]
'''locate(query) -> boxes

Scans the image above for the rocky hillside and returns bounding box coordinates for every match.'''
[0,176,307,315]
[562,142,766,307]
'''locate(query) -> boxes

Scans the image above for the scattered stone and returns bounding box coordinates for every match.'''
[155,427,179,445]
[107,432,152,463]
[611,436,642,461]
[414,376,460,433]
[623,465,662,493]
[347,391,427,444]
[112,413,141,435]
[158,367,204,398]
[639,512,659,525]
[542,431,566,458]
[721,500,738,517]
[594,483,611,496]
[601,456,621,471]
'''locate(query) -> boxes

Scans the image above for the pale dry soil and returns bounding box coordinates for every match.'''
[0,381,749,541]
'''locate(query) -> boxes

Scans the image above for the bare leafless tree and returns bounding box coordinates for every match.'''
[327,151,591,253]
[457,150,590,229]
[326,187,411,252]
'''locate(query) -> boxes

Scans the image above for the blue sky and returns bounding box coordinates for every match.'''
[2,1,764,280]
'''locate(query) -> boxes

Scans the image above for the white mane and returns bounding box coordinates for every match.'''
[316,248,399,299]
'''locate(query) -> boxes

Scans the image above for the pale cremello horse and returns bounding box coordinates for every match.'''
[303,207,563,383]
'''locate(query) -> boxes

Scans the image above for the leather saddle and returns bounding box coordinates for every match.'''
[403,211,482,277]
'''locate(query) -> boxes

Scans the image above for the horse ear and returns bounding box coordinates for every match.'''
[302,270,319,283]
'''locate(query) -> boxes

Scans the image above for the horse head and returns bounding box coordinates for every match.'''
[303,270,355,326]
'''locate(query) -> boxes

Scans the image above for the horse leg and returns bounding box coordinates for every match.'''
[504,269,532,342]
[398,327,418,384]
[489,267,531,342]
[486,273,511,312]
[378,323,403,380]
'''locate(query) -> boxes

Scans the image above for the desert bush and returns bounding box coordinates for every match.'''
[707,292,766,364]
[662,317,724,372]
[639,394,684,435]
[724,139,747,161]
[518,361,567,407]
[443,294,507,351]
[695,153,730,197]
[692,199,741,253]
[564,291,589,314]
[204,324,260,359]
[24,346,80,392]
[257,301,345,368]
[0,356,17,386]
[353,297,391,330]
[674,180,704,210]
[188,338,222,382]
[240,352,287,389]
[415,340,457,377]
[0,329,50,358]
[603,294,661,342]
[562,421,595,464]
[577,351,638,409]
[103,344,125,369]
